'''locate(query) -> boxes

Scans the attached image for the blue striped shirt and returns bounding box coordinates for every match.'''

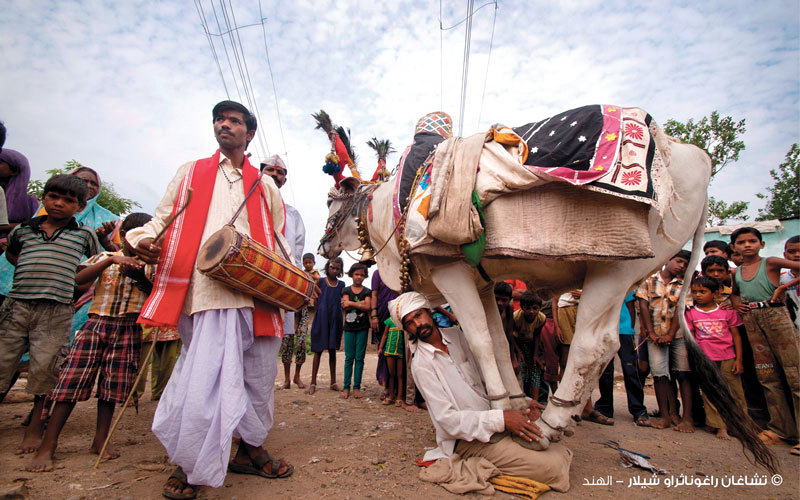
[6,215,100,303]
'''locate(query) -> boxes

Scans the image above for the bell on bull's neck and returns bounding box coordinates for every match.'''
[358,246,376,267]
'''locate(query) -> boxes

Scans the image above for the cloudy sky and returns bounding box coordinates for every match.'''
[1,0,798,264]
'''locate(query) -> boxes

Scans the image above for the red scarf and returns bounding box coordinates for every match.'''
[139,150,284,337]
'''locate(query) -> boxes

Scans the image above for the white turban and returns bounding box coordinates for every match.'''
[388,292,430,331]
[260,154,286,170]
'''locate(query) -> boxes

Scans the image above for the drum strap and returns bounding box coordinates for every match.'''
[228,172,293,264]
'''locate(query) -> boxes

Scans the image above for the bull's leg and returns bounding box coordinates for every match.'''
[477,281,528,410]
[537,266,626,444]
[430,262,512,410]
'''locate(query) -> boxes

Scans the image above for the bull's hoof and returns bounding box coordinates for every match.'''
[512,433,550,450]
[563,426,575,437]
[509,395,531,411]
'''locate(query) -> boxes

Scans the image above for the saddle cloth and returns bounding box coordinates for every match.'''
[403,105,672,261]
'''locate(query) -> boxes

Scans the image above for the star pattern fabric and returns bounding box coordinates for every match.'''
[513,105,656,201]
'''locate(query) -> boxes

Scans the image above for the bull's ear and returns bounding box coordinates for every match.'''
[340,176,360,195]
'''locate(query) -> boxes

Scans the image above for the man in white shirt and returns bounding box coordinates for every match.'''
[130,101,293,498]
[389,292,572,492]
[260,155,309,389]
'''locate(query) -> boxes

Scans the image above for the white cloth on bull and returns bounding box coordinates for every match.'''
[152,308,280,487]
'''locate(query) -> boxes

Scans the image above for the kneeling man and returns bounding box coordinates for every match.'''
[390,292,572,493]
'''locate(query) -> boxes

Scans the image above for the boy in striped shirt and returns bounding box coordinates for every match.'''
[28,212,153,472]
[0,174,100,456]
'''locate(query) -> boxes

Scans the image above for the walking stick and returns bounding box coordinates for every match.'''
[94,189,193,468]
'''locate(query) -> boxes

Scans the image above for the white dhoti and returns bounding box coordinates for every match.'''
[152,308,281,487]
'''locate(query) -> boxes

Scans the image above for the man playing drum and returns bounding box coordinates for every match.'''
[129,101,293,499]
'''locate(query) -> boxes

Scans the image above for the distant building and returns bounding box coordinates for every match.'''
[685,218,800,258]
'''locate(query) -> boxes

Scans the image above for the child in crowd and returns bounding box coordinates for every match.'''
[137,326,181,401]
[0,174,99,456]
[537,297,561,404]
[636,250,694,432]
[494,282,519,373]
[370,269,397,399]
[512,292,546,401]
[340,263,371,399]
[729,227,800,455]
[704,240,732,259]
[704,240,735,285]
[279,253,318,390]
[553,289,592,418]
[306,257,345,395]
[27,212,153,472]
[778,236,799,329]
[701,255,733,304]
[591,291,650,427]
[685,275,746,440]
[378,316,406,406]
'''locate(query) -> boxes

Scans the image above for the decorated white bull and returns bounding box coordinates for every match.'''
[317,106,776,472]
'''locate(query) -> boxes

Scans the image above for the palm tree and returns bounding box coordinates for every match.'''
[366,137,395,182]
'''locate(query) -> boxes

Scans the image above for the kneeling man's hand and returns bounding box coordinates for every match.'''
[503,409,542,443]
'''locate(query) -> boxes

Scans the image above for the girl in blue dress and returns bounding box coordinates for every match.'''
[305,257,344,395]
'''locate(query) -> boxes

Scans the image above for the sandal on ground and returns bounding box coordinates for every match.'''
[587,410,614,426]
[162,467,197,500]
[634,414,652,427]
[381,398,395,406]
[228,450,294,479]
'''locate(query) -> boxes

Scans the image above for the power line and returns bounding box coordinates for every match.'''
[458,0,475,137]
[193,0,230,99]
[224,0,270,158]
[209,0,244,102]
[258,0,295,206]
[476,1,498,130]
[442,0,496,30]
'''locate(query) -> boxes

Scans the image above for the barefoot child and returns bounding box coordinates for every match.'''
[279,253,318,389]
[306,257,344,395]
[340,263,371,399]
[729,227,800,454]
[512,292,546,401]
[0,175,99,457]
[378,316,406,406]
[27,212,153,472]
[636,250,695,432]
[685,275,746,440]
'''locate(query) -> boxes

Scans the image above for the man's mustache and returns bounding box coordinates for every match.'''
[416,324,433,337]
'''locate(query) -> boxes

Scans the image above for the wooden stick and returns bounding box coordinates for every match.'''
[94,190,193,468]
[151,188,194,245]
[93,338,157,468]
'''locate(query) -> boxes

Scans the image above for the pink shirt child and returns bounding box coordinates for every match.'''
[684,305,743,361]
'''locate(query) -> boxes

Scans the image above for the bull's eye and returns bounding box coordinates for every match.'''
[327,199,333,208]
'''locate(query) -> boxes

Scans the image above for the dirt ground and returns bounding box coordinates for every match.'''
[1,344,798,500]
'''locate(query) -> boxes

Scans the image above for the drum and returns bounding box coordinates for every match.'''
[197,225,314,312]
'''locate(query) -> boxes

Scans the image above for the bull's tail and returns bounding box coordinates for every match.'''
[677,198,779,474]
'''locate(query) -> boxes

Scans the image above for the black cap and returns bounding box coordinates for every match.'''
[212,100,257,132]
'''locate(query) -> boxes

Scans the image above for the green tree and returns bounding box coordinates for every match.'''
[663,110,746,178]
[707,196,749,226]
[26,160,140,215]
[756,143,800,220]
[664,111,749,225]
